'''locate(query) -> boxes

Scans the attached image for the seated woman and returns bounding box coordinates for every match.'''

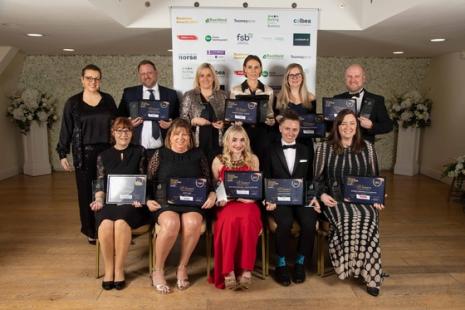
[313,109,385,297]
[90,117,153,290]
[180,62,227,163]
[210,125,262,290]
[146,118,216,294]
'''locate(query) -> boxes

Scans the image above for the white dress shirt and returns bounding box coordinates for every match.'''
[351,89,365,114]
[141,84,163,149]
[281,139,296,175]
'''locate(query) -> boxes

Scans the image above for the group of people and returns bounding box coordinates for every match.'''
[56,56,393,296]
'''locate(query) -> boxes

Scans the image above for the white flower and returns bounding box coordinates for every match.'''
[27,114,33,121]
[21,88,40,109]
[402,90,422,102]
[400,99,412,109]
[392,104,401,112]
[416,103,427,111]
[53,115,58,121]
[400,111,413,121]
[37,111,49,122]
[12,108,26,121]
[448,171,456,178]
[457,163,463,171]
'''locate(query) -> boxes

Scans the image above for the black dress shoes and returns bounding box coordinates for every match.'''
[88,238,97,245]
[292,264,306,284]
[114,280,126,290]
[102,281,114,290]
[366,286,380,297]
[275,266,291,286]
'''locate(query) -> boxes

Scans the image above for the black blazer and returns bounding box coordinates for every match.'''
[333,90,393,143]
[117,84,180,143]
[263,141,313,184]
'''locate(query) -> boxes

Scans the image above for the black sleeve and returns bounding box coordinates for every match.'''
[370,96,393,135]
[56,97,74,159]
[313,142,329,198]
[309,99,317,113]
[95,154,106,194]
[263,146,273,179]
[199,152,213,192]
[117,89,130,117]
[170,90,180,119]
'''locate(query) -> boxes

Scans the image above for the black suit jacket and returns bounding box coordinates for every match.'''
[333,90,393,143]
[263,141,313,204]
[117,84,180,144]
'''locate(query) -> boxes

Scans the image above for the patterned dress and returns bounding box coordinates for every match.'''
[313,141,383,288]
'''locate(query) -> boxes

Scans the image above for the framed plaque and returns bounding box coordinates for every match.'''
[235,94,270,123]
[343,176,385,204]
[265,178,304,205]
[106,174,147,205]
[224,171,263,200]
[299,114,326,138]
[359,98,375,118]
[322,97,356,121]
[167,178,208,206]
[128,100,170,121]
[224,99,257,124]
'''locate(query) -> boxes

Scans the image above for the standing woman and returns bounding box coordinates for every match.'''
[275,63,316,166]
[90,117,153,290]
[210,125,262,290]
[56,64,117,244]
[230,55,275,162]
[180,63,227,162]
[313,109,385,296]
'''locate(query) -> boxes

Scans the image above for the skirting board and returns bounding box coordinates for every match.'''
[0,166,20,181]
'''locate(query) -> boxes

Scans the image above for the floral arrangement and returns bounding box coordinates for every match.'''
[389,90,432,129]
[6,88,58,135]
[442,155,465,178]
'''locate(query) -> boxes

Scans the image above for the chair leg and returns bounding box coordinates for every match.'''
[149,230,153,275]
[206,230,211,279]
[261,231,266,279]
[265,229,270,277]
[96,240,101,279]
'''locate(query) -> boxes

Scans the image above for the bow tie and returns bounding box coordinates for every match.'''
[282,144,296,150]
[349,90,364,98]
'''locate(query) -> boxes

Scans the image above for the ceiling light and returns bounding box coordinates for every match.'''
[167,49,173,52]
[63,48,75,52]
[392,51,404,55]
[430,38,446,42]
[26,33,44,37]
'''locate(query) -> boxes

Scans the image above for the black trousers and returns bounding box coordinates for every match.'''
[74,144,110,238]
[272,205,318,259]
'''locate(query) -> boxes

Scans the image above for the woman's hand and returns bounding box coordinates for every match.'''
[147,199,161,212]
[320,193,337,207]
[264,117,275,126]
[373,203,385,210]
[265,202,276,211]
[202,192,216,209]
[90,200,104,211]
[191,117,211,126]
[211,120,224,129]
[132,201,143,208]
[308,197,321,213]
[159,119,172,129]
[60,158,72,172]
[233,121,243,126]
[130,117,143,127]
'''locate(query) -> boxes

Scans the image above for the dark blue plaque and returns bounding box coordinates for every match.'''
[265,178,304,205]
[224,171,263,200]
[129,100,170,121]
[106,174,147,205]
[299,114,326,138]
[224,99,258,124]
[235,95,270,123]
[359,98,375,118]
[322,97,356,121]
[343,176,385,204]
[167,178,208,206]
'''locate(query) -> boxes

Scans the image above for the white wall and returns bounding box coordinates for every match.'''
[0,50,26,180]
[421,52,465,182]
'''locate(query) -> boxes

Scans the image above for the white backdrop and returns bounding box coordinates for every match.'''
[171,7,318,94]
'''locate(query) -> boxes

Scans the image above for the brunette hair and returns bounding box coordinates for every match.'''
[81,64,101,77]
[137,59,157,71]
[164,118,195,150]
[327,109,365,154]
[278,109,300,125]
[110,117,133,144]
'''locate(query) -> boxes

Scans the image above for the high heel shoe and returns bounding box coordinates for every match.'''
[237,274,252,290]
[114,280,126,290]
[366,286,380,297]
[224,274,237,290]
[101,281,114,290]
[151,270,171,294]
[176,266,190,291]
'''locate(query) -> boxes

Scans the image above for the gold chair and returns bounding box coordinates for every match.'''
[206,222,267,280]
[316,220,334,277]
[96,224,154,279]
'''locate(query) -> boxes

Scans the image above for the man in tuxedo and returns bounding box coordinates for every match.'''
[118,60,179,157]
[333,64,393,143]
[263,110,320,286]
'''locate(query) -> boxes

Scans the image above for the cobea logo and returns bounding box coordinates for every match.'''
[236,33,252,42]
[293,33,311,46]
[177,35,198,41]
[293,18,312,25]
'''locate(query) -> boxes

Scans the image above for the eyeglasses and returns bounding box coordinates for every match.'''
[84,76,101,82]
[114,129,131,135]
[288,73,302,79]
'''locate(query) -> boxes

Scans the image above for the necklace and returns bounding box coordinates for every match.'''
[230,158,244,168]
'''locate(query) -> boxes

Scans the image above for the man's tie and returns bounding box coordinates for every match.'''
[282,144,296,150]
[147,89,160,139]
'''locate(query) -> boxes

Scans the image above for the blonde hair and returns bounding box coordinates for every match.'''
[221,125,254,167]
[193,63,220,91]
[276,63,315,112]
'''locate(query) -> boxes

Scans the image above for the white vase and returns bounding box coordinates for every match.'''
[394,126,421,176]
[22,121,51,176]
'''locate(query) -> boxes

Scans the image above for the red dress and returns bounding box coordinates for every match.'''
[210,164,263,289]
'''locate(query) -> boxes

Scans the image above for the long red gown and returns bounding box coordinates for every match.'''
[210,164,263,289]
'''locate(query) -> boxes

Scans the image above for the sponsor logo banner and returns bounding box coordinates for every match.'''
[177,35,198,41]
[233,53,248,60]
[205,34,228,42]
[267,14,280,28]
[262,53,284,60]
[233,18,256,23]
[236,33,253,44]
[293,33,311,46]
[205,17,227,24]
[293,18,312,25]
[176,17,198,24]
[178,53,198,61]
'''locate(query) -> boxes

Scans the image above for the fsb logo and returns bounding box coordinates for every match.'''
[236,33,253,42]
